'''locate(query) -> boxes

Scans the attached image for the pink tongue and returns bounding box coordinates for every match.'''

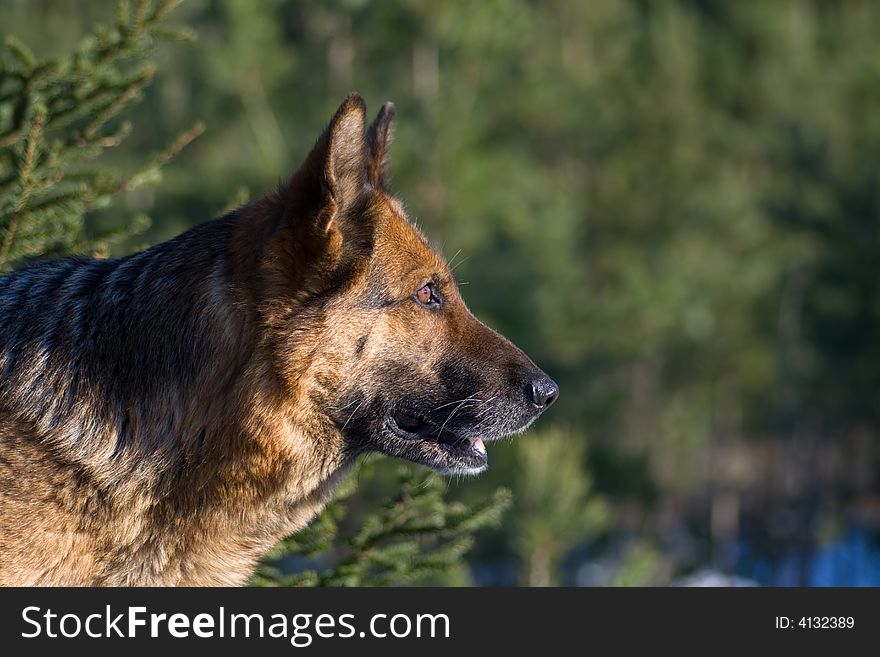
[472,438,486,455]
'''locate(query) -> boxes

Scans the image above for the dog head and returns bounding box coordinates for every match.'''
[254,94,557,475]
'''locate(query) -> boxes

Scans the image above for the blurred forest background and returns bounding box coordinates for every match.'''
[3,0,880,585]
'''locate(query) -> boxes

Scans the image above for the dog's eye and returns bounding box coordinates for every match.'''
[415,283,439,307]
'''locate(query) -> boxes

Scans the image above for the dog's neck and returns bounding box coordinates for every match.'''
[105,214,352,584]
[0,213,350,584]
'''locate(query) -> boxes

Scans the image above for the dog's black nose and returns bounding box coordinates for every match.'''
[529,375,559,410]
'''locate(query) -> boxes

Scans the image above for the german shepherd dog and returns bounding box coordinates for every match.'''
[0,94,558,585]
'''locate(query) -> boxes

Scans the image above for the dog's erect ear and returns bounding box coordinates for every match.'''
[366,102,395,188]
[287,92,367,233]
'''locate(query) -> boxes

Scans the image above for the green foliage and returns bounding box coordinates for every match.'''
[252,461,512,587]
[7,0,880,585]
[0,0,201,272]
[609,542,668,587]
[0,0,515,588]
[513,428,608,586]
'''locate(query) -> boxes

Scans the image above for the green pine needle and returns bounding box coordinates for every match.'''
[253,464,512,587]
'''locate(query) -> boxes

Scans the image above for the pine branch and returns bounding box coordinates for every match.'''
[0,103,44,268]
[76,69,153,143]
[4,36,37,73]
[120,121,204,192]
[0,0,198,272]
[253,464,512,587]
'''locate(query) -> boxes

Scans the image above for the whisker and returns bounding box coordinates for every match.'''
[430,392,482,413]
[331,398,360,412]
[446,248,463,269]
[436,398,474,440]
[449,255,471,272]
[340,401,363,433]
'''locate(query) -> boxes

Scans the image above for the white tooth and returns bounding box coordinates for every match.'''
[472,438,486,455]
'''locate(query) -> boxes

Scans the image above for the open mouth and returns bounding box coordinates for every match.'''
[388,410,488,474]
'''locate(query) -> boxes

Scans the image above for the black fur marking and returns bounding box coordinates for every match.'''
[357,281,396,309]
[112,415,131,459]
[438,358,487,400]
[0,219,239,430]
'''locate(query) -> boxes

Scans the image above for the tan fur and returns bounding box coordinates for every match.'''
[0,95,556,585]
